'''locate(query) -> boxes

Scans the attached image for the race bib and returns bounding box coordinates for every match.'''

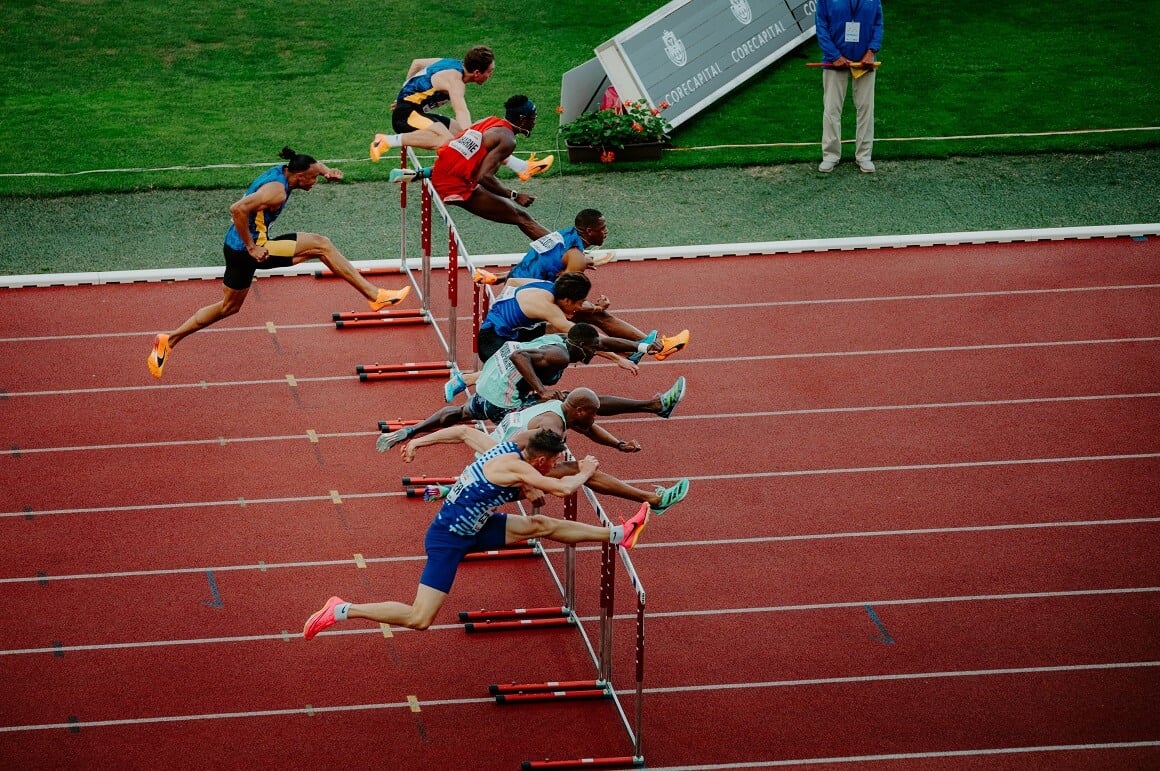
[845,21,860,43]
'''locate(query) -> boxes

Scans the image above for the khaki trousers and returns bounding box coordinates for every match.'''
[821,68,876,164]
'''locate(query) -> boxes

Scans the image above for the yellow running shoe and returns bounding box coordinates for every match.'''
[654,329,690,361]
[517,153,554,182]
[369,286,411,311]
[369,134,393,163]
[147,333,171,379]
[473,268,500,285]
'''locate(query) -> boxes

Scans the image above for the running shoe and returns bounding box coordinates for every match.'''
[303,596,346,640]
[472,268,500,285]
[370,134,392,163]
[147,333,171,379]
[376,427,413,453]
[517,153,554,182]
[389,167,417,184]
[369,286,411,311]
[627,330,657,365]
[423,484,451,502]
[619,502,650,550]
[651,478,689,515]
[657,376,686,419]
[654,329,690,361]
[444,369,467,403]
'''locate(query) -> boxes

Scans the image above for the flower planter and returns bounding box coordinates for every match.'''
[565,142,665,164]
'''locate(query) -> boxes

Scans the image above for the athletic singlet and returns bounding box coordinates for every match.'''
[491,401,567,444]
[479,279,554,339]
[433,116,516,188]
[508,227,586,281]
[434,441,526,537]
[475,333,567,409]
[395,58,463,111]
[224,166,291,251]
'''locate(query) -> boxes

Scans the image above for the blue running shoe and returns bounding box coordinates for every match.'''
[627,330,657,365]
[444,369,467,403]
[657,376,686,419]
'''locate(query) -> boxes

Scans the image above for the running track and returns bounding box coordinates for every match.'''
[1,236,1158,769]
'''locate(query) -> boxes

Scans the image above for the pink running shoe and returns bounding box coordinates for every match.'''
[303,596,346,640]
[619,502,650,550]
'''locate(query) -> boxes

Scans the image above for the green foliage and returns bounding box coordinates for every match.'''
[559,99,673,150]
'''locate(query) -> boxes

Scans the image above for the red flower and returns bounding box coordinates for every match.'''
[659,100,671,110]
[631,122,644,132]
[555,105,564,114]
[600,150,616,164]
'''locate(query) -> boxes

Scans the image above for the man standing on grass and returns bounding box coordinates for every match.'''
[147,147,410,378]
[816,0,883,174]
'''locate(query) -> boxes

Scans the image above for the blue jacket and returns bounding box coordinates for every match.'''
[815,0,884,63]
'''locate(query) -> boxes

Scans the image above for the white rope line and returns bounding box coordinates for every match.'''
[3,127,1156,177]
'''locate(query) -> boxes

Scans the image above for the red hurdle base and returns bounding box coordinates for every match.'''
[378,420,420,432]
[358,361,449,374]
[461,547,537,561]
[334,309,424,322]
[334,315,427,329]
[402,476,457,485]
[314,267,402,278]
[462,606,567,623]
[521,757,643,770]
[496,687,609,704]
[489,679,600,696]
[359,368,450,382]
[464,616,574,633]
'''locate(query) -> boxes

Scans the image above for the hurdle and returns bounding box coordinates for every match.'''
[384,147,649,766]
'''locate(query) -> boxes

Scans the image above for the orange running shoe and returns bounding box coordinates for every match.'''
[473,268,499,285]
[369,286,411,311]
[654,329,690,361]
[517,152,554,182]
[147,333,171,379]
[619,502,650,550]
[303,596,346,640]
[369,134,393,163]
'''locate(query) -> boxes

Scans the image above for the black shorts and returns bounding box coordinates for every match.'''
[222,235,297,290]
[465,393,514,424]
[392,102,452,134]
[477,323,548,363]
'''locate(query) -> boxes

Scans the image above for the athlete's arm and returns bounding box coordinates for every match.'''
[517,288,573,333]
[400,425,496,462]
[432,69,472,131]
[475,128,521,200]
[511,346,569,401]
[484,453,598,496]
[574,421,640,452]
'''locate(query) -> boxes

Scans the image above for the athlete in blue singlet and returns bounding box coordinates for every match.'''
[303,428,650,639]
[146,146,410,379]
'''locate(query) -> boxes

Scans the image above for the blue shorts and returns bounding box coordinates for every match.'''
[419,514,509,594]
[466,393,514,424]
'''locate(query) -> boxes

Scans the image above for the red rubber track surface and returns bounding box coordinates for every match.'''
[1,237,1158,769]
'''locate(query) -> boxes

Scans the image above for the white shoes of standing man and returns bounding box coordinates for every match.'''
[817,159,876,173]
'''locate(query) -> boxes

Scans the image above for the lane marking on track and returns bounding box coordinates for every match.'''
[3,283,1158,345]
[4,517,1155,586]
[4,453,1158,520]
[1,662,1156,734]
[3,587,1157,657]
[639,740,1160,769]
[637,661,1160,696]
[5,392,1159,455]
[4,337,1158,398]
[864,605,895,645]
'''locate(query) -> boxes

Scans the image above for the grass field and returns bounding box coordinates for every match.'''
[1,0,1157,197]
[0,1,1157,275]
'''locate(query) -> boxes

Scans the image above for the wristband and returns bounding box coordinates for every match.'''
[509,189,518,200]
[616,440,627,450]
[636,342,649,353]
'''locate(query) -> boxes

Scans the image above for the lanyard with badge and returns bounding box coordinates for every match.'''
[845,0,862,43]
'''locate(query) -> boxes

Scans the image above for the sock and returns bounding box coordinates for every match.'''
[382,134,402,147]
[335,602,350,621]
[609,525,625,545]
[505,156,528,173]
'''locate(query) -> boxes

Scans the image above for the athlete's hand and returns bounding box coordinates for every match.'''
[323,168,344,182]
[613,356,640,376]
[248,245,269,263]
[399,442,417,462]
[616,439,642,453]
[514,191,536,207]
[578,455,600,476]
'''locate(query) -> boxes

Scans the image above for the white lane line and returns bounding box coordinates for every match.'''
[7,392,1158,455]
[640,740,1160,769]
[3,452,1157,520]
[0,661,1155,733]
[4,336,1157,398]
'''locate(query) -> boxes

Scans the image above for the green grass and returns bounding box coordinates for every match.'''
[1,0,1157,197]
